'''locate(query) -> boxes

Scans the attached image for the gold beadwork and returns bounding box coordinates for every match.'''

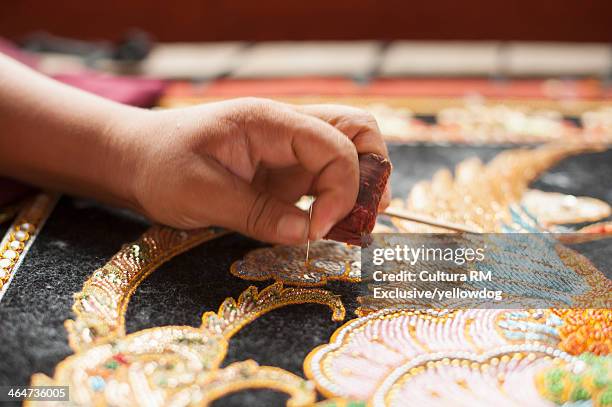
[66,225,230,351]
[193,360,316,407]
[33,223,345,406]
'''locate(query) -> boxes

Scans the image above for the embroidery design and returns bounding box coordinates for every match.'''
[535,353,611,407]
[389,143,603,233]
[359,144,611,314]
[67,225,231,350]
[520,189,611,226]
[31,225,345,406]
[231,240,360,286]
[24,142,611,406]
[305,143,612,405]
[372,347,576,407]
[191,360,316,406]
[553,309,611,356]
[304,308,563,401]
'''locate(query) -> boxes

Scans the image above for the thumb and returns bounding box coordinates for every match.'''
[243,190,310,245]
[208,170,310,245]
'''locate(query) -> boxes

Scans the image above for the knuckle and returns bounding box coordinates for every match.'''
[237,97,283,130]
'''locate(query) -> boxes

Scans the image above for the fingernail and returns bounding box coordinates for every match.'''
[277,213,309,243]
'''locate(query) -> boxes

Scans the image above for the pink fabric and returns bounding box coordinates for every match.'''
[0,38,166,206]
[52,72,165,107]
[0,38,39,68]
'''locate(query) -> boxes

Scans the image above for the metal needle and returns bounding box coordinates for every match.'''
[305,196,314,264]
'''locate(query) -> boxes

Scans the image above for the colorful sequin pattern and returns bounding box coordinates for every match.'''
[535,353,611,407]
[303,143,612,406]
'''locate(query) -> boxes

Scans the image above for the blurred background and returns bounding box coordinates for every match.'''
[1,0,611,141]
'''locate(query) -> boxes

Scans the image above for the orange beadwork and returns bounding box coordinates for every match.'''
[554,309,612,356]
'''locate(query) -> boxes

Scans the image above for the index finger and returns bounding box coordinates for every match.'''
[235,100,360,240]
[296,104,392,209]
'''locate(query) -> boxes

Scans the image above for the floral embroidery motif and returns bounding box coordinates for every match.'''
[305,144,612,405]
[304,308,563,401]
[32,282,343,406]
[372,347,575,407]
[231,240,360,286]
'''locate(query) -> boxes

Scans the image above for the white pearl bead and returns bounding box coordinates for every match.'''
[0,258,12,268]
[9,241,22,251]
[13,230,28,241]
[3,250,18,260]
[0,268,7,279]
[20,223,35,233]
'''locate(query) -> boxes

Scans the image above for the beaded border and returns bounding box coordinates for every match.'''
[194,360,316,406]
[371,345,576,407]
[66,225,231,351]
[303,307,456,399]
[0,192,59,303]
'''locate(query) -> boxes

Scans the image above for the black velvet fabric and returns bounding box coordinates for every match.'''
[0,145,610,406]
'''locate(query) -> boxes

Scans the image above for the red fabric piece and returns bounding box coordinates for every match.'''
[163,78,606,100]
[165,77,363,98]
[325,153,391,246]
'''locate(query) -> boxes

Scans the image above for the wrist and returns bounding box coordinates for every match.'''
[96,106,152,212]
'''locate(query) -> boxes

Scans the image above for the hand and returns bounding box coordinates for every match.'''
[121,98,390,244]
[0,56,389,242]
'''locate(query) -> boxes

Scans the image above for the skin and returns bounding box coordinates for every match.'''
[0,53,390,245]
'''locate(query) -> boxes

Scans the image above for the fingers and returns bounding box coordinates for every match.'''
[218,99,359,240]
[239,183,311,244]
[296,104,389,158]
[253,166,314,203]
[233,100,360,240]
[297,104,392,211]
[179,158,309,244]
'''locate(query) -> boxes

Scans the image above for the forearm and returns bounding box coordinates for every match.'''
[0,53,143,207]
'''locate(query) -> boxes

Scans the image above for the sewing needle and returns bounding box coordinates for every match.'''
[305,196,314,264]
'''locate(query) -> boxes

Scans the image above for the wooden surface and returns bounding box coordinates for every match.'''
[1,0,612,42]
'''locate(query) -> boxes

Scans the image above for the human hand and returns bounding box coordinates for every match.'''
[108,98,390,244]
